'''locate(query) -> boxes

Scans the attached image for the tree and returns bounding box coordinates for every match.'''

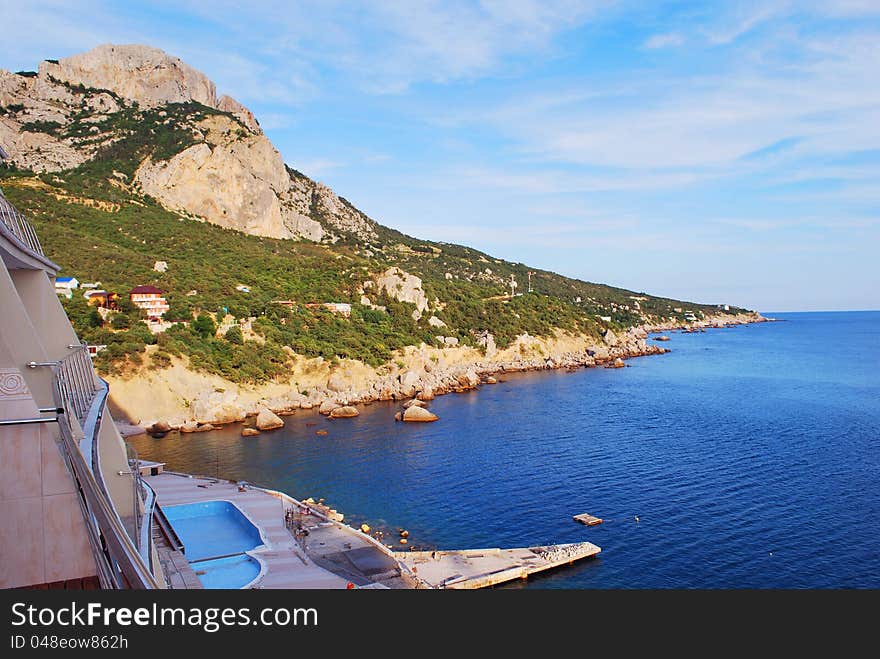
[224,325,244,345]
[165,297,193,323]
[192,313,217,338]
[111,313,131,329]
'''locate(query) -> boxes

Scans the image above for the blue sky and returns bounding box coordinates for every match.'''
[2,1,879,311]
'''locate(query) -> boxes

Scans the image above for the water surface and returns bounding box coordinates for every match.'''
[130,311,880,588]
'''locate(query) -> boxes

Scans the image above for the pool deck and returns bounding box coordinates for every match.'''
[146,472,417,588]
[147,472,601,590]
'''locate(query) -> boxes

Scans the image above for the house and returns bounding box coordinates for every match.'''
[87,344,107,356]
[235,284,251,293]
[130,285,170,320]
[153,261,168,273]
[323,302,352,317]
[84,290,119,309]
[79,281,101,290]
[684,311,698,322]
[305,302,352,317]
[54,276,79,298]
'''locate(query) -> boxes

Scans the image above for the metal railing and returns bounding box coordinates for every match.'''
[45,345,161,589]
[0,187,44,256]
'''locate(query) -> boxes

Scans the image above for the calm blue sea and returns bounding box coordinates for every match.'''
[129,311,880,588]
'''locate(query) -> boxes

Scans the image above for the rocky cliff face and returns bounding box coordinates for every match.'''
[134,114,324,240]
[0,44,378,242]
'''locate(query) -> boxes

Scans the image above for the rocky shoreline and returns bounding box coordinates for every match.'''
[117,312,768,435]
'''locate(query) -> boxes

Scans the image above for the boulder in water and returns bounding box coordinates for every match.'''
[256,408,284,431]
[403,406,439,422]
[329,405,359,418]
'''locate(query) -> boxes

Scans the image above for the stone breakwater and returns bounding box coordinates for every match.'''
[115,312,767,432]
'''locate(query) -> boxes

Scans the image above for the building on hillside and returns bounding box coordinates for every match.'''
[304,302,352,317]
[130,285,170,320]
[153,261,168,273]
[54,276,79,298]
[235,284,251,293]
[84,289,119,309]
[79,281,101,290]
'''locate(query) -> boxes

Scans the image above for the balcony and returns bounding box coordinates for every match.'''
[0,187,58,273]
[48,345,164,588]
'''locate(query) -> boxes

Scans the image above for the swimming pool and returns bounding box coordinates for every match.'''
[163,500,265,588]
[190,554,261,590]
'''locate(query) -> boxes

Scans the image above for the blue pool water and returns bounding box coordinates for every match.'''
[163,500,263,561]
[163,500,264,587]
[132,311,880,588]
[190,554,261,590]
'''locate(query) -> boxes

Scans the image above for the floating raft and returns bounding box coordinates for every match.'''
[396,542,601,589]
[573,513,603,526]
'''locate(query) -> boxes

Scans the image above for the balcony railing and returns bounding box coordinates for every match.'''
[0,187,44,257]
[48,345,161,589]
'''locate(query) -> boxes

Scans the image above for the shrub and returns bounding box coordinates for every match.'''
[192,314,217,338]
[224,325,244,344]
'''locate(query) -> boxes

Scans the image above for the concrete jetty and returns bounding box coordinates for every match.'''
[396,542,601,589]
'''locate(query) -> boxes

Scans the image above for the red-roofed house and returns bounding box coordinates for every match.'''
[130,285,169,320]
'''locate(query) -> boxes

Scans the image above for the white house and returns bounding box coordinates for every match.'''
[54,277,79,298]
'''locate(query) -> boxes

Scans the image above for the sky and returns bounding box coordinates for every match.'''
[2,1,879,312]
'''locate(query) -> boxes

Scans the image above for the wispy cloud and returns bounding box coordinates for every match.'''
[643,32,684,49]
[702,1,783,45]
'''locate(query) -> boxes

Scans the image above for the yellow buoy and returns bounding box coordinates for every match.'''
[360,523,371,533]
[399,538,408,545]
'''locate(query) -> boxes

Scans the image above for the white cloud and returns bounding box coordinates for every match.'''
[701,1,786,45]
[643,32,684,49]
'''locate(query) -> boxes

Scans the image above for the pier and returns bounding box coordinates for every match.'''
[396,542,601,589]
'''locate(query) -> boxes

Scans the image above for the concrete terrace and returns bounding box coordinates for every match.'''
[147,472,600,590]
[146,472,415,588]
[396,543,602,589]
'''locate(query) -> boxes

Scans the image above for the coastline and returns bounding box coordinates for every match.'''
[110,311,770,433]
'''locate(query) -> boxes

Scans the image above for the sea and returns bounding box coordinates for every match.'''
[128,311,880,588]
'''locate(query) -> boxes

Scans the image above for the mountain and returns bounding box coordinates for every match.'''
[0,45,758,423]
[0,44,375,242]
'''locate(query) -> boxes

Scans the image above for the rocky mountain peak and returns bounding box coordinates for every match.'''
[0,44,390,244]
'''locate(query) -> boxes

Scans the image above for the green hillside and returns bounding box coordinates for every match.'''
[0,94,744,384]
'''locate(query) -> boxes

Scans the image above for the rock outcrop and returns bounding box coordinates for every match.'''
[134,115,324,241]
[40,45,219,110]
[403,406,439,422]
[374,267,429,314]
[329,406,359,418]
[256,408,284,431]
